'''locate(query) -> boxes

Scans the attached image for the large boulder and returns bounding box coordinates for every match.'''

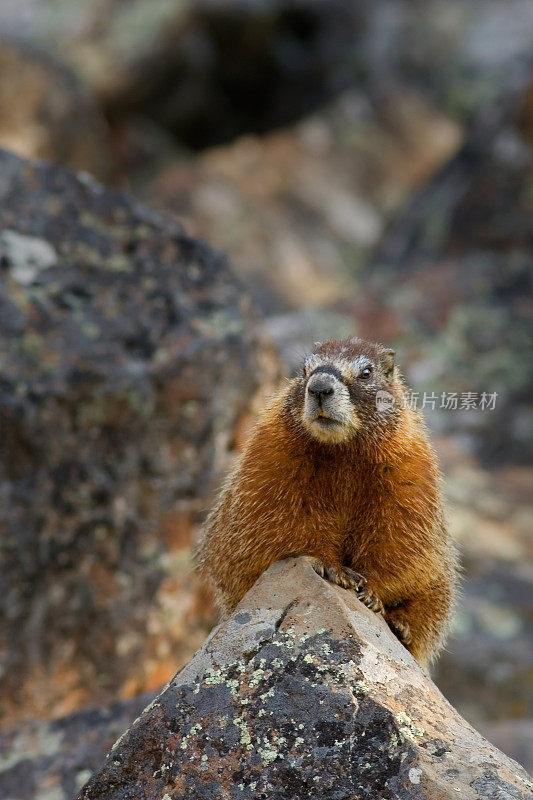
[0,148,278,722]
[77,558,531,800]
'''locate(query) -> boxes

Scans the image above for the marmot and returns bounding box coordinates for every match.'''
[198,337,459,667]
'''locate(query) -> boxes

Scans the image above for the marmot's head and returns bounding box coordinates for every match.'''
[287,337,405,445]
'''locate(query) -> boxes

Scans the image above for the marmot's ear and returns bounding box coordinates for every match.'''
[379,348,395,378]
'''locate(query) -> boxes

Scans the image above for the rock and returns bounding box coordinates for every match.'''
[0,693,153,800]
[76,558,531,800]
[478,720,533,778]
[0,148,279,722]
[364,1,533,118]
[0,38,109,178]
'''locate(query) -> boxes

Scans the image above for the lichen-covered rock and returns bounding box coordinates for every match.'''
[0,148,278,722]
[77,558,532,800]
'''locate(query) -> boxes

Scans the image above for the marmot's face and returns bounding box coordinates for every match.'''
[295,338,401,445]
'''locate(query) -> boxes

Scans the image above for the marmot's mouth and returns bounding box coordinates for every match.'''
[314,416,341,428]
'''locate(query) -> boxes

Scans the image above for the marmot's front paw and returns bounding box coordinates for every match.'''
[312,560,366,591]
[312,561,383,613]
[356,585,384,614]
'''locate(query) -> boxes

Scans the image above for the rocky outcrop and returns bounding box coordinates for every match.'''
[0,148,278,721]
[77,558,531,800]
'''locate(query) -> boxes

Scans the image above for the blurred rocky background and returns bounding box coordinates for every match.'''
[0,0,531,796]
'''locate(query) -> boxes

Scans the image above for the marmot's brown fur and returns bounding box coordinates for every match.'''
[198,337,459,668]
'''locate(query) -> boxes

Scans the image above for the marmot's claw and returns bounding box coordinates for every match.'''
[313,561,371,596]
[357,588,384,614]
[387,618,412,646]
[342,566,367,590]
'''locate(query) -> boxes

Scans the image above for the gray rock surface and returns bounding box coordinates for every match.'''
[0,147,278,721]
[77,558,532,800]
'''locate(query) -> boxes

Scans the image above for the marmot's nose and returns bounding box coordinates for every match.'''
[307,374,335,400]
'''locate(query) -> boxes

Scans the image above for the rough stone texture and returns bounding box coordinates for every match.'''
[0,148,278,722]
[0,693,153,800]
[76,558,532,800]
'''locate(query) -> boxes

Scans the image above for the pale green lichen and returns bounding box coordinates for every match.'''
[396,711,425,742]
[233,715,252,750]
[258,741,279,766]
[249,667,267,687]
[204,666,228,685]
[180,722,203,750]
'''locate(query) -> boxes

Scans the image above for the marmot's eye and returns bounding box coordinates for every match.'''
[360,366,373,380]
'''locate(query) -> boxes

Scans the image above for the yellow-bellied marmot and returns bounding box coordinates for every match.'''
[198,337,459,667]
